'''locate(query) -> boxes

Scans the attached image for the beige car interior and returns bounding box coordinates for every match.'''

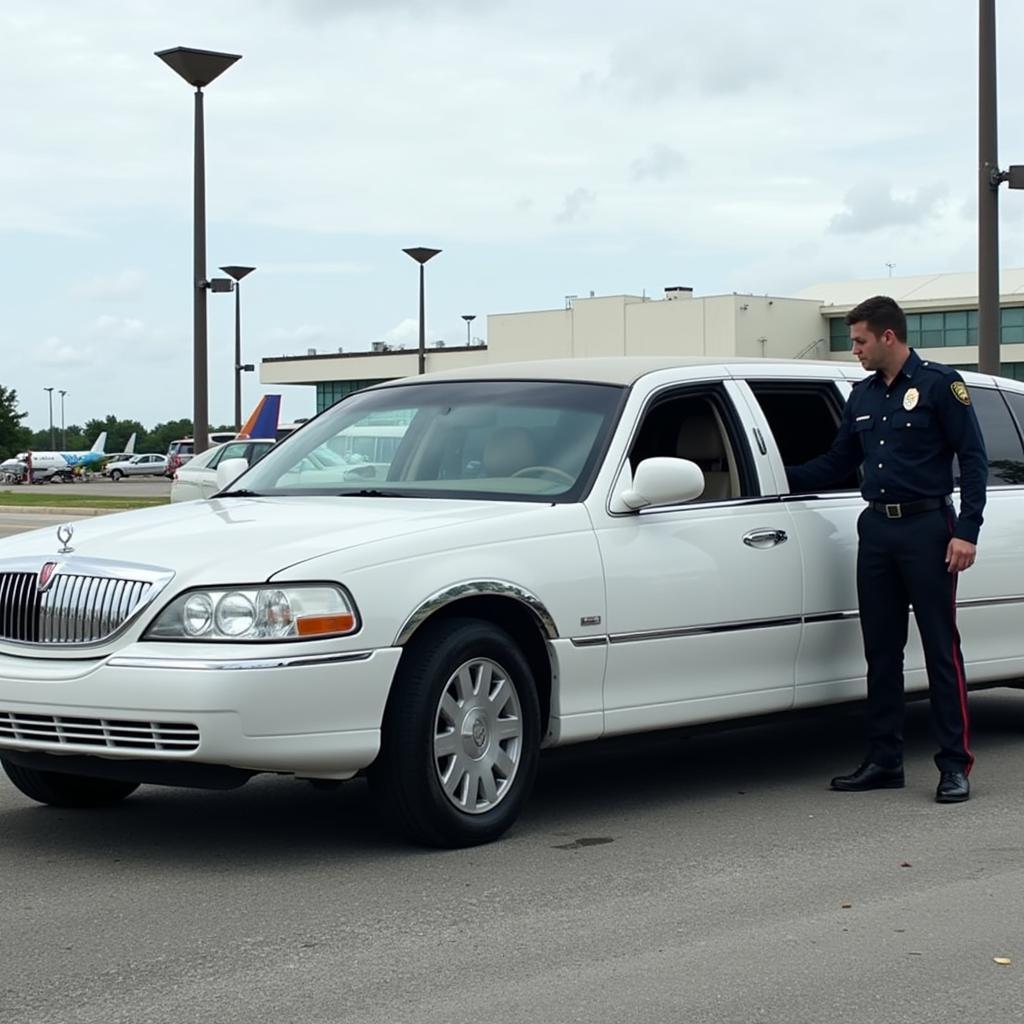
[630,396,741,501]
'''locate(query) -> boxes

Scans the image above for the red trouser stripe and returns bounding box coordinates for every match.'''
[947,514,974,773]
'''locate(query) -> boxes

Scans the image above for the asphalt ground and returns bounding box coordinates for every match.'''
[1,694,1023,1024]
[1,510,1023,1022]
[0,476,171,500]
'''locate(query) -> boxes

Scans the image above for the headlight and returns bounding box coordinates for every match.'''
[145,584,359,641]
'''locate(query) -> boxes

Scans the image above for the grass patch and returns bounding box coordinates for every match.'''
[0,492,168,510]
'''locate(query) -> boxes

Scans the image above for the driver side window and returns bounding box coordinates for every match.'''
[628,388,755,501]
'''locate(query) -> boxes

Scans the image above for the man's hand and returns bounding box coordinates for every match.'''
[946,538,977,574]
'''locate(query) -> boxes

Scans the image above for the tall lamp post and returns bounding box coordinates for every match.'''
[402,247,442,374]
[156,45,241,454]
[978,0,1024,375]
[220,265,257,430]
[58,390,68,448]
[43,387,55,448]
[461,314,476,346]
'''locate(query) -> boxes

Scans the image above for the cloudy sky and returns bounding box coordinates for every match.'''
[3,0,1024,434]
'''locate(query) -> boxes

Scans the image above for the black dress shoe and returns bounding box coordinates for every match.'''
[830,761,905,791]
[936,771,970,803]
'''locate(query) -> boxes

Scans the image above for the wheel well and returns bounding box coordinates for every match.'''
[400,596,553,732]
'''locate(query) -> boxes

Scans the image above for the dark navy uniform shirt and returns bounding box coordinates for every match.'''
[786,349,987,544]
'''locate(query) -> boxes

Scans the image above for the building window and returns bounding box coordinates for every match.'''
[316,379,393,413]
[829,317,848,352]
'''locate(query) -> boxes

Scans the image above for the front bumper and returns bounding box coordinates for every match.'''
[0,645,403,780]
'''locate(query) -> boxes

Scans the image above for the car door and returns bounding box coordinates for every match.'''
[592,377,802,735]
[732,371,870,707]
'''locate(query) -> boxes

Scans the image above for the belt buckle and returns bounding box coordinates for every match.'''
[884,503,902,519]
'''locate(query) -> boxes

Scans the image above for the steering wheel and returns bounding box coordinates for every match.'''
[510,465,575,485]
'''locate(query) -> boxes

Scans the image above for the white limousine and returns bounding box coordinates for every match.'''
[2,358,1023,846]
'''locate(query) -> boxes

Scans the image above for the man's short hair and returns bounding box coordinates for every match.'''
[845,295,907,342]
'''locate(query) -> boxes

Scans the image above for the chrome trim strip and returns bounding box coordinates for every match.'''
[609,615,802,644]
[569,636,609,648]
[107,650,375,671]
[956,594,1024,609]
[803,610,860,624]
[394,580,559,646]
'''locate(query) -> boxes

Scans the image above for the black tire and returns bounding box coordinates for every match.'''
[2,759,139,808]
[110,469,123,481]
[370,617,541,848]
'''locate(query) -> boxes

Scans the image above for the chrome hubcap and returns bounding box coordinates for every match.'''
[433,657,523,814]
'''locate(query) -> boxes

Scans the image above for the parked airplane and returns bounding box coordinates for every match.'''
[102,432,137,466]
[15,432,108,481]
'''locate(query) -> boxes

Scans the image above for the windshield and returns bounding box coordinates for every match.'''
[236,379,625,501]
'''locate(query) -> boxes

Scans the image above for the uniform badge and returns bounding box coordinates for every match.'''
[951,381,971,406]
[903,388,919,411]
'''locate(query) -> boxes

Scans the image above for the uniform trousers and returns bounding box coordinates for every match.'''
[856,505,974,774]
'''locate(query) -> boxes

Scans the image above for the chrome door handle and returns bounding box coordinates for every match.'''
[743,528,788,548]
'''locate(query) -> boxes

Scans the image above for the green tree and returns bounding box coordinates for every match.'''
[0,385,31,460]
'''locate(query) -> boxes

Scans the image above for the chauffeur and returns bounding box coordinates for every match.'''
[787,295,987,803]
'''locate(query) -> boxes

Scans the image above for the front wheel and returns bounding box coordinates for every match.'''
[110,469,123,481]
[2,759,140,808]
[370,617,541,847]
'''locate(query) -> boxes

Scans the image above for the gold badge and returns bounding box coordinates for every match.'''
[951,381,971,406]
[903,388,919,411]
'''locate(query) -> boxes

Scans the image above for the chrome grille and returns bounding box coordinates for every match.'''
[0,571,154,645]
[0,711,200,752]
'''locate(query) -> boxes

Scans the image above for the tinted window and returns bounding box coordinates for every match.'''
[748,381,859,492]
[955,387,1024,486]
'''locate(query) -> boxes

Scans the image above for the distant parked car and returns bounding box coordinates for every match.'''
[103,454,168,481]
[169,439,276,502]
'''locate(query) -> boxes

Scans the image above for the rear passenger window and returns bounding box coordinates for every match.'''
[747,382,859,491]
[955,387,1024,486]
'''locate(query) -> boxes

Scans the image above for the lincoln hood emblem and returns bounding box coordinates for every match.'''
[37,561,60,593]
[56,522,75,554]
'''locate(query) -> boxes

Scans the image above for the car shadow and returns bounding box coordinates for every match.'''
[1,690,1022,862]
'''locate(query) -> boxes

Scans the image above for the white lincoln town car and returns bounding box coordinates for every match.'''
[2,358,1023,846]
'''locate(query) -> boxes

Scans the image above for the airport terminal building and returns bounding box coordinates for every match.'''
[260,269,1024,414]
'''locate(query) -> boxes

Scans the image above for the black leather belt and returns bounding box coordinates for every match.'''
[867,497,951,519]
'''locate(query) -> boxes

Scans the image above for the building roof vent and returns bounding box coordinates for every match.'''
[306,347,318,356]
[664,286,694,300]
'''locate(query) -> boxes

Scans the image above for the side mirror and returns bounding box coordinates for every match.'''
[215,457,250,493]
[610,457,705,512]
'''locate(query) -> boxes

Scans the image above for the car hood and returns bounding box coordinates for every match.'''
[0,497,569,588]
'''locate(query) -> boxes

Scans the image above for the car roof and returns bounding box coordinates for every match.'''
[371,356,846,388]
[368,355,1023,391]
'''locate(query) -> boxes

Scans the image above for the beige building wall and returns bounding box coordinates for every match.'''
[485,309,572,361]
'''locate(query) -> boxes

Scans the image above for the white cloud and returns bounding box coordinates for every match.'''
[828,182,950,235]
[266,324,329,347]
[630,144,687,182]
[555,188,596,225]
[35,336,93,366]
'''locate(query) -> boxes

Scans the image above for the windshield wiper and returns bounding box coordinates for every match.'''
[336,488,398,497]
[217,488,262,497]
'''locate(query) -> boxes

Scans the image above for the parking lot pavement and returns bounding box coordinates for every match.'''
[0,476,171,500]
[2,692,1024,1024]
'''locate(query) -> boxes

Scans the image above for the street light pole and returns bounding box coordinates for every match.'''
[461,314,476,346]
[402,247,442,374]
[220,265,256,431]
[979,0,1001,375]
[58,390,67,448]
[43,387,54,448]
[156,46,241,454]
